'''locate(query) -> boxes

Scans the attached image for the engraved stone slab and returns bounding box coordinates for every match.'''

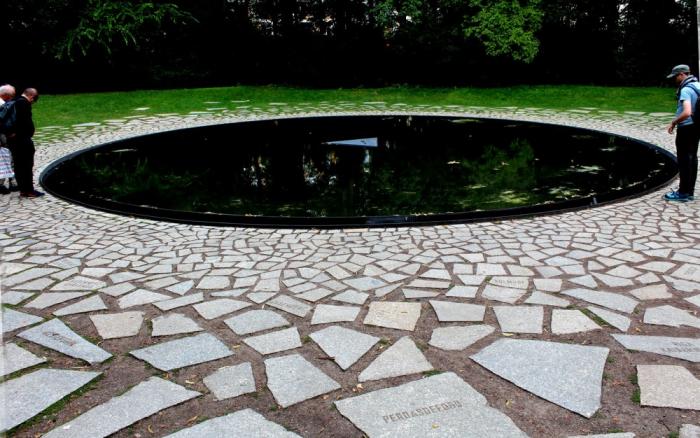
[358,336,433,382]
[494,306,544,334]
[612,335,700,362]
[267,295,312,318]
[482,284,526,304]
[335,372,527,438]
[429,300,486,322]
[311,304,360,325]
[194,299,252,320]
[0,343,46,377]
[471,339,609,417]
[118,289,171,309]
[151,313,203,337]
[637,365,700,410]
[670,264,700,282]
[551,309,600,334]
[54,295,107,316]
[153,292,204,311]
[131,333,233,371]
[586,306,631,332]
[225,310,289,336]
[310,326,380,370]
[562,288,638,314]
[164,409,300,438]
[203,363,256,400]
[265,353,341,408]
[490,276,529,289]
[243,327,302,355]
[90,311,144,339]
[43,377,200,438]
[644,305,700,329]
[1,308,43,334]
[24,292,91,310]
[364,301,421,331]
[0,369,101,433]
[18,319,112,364]
[429,325,495,351]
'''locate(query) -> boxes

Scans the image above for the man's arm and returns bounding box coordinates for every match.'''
[668,100,693,134]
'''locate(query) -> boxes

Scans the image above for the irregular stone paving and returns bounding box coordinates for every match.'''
[2,106,700,436]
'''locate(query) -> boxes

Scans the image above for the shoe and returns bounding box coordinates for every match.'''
[0,186,9,194]
[8,185,19,192]
[19,190,45,198]
[664,190,693,202]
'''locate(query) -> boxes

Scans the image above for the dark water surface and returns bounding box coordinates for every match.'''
[42,116,676,226]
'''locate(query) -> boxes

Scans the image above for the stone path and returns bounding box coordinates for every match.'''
[1,105,700,436]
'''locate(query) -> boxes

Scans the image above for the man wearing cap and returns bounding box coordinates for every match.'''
[665,64,700,202]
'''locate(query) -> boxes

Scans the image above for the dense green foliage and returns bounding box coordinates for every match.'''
[2,0,696,91]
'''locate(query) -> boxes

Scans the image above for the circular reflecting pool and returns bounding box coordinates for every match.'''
[41,115,676,227]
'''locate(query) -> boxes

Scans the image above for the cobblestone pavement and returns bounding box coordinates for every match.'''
[1,103,700,437]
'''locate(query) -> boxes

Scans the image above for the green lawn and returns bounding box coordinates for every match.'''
[34,85,674,128]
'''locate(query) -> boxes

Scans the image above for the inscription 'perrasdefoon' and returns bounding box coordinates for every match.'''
[381,400,463,423]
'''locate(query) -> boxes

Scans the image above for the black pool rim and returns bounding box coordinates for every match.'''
[39,114,678,229]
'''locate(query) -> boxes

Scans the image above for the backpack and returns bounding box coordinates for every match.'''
[684,83,700,124]
[0,100,17,135]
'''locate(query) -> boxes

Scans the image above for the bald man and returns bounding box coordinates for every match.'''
[7,88,43,197]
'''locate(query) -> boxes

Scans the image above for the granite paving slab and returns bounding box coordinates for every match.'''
[687,294,700,309]
[0,368,101,433]
[193,298,252,320]
[203,362,256,400]
[164,409,300,437]
[612,334,700,362]
[18,318,112,364]
[225,309,290,336]
[130,333,233,371]
[309,325,380,370]
[524,291,570,307]
[99,283,135,297]
[363,301,422,331]
[445,285,478,298]
[551,309,601,334]
[490,276,529,289]
[637,365,700,410]
[264,353,341,408]
[90,311,144,339]
[429,325,495,351]
[24,292,91,310]
[1,308,44,334]
[1,291,34,305]
[53,295,107,316]
[482,284,527,304]
[358,336,433,382]
[562,288,638,314]
[118,289,171,309]
[151,313,203,337]
[165,280,194,295]
[402,289,440,299]
[680,424,700,438]
[267,295,313,318]
[3,268,59,288]
[0,343,46,377]
[332,290,369,305]
[335,372,527,437]
[471,339,609,417]
[586,306,631,332]
[296,288,334,302]
[643,305,700,329]
[533,278,562,292]
[429,300,486,322]
[494,306,544,334]
[311,304,361,324]
[629,284,673,300]
[247,292,276,303]
[51,276,106,291]
[43,377,200,438]
[243,327,302,355]
[343,277,387,291]
[153,292,204,311]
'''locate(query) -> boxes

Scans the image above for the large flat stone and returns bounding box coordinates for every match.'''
[1,308,43,334]
[551,309,600,334]
[225,309,289,335]
[562,288,638,314]
[266,295,312,318]
[44,377,200,438]
[164,409,300,437]
[24,292,91,310]
[203,363,256,400]
[311,304,360,324]
[51,275,106,291]
[265,353,340,408]
[637,365,700,410]
[482,284,526,304]
[429,300,486,322]
[18,318,112,364]
[358,336,433,382]
[118,289,171,309]
[363,301,422,331]
[524,291,570,308]
[193,299,252,320]
[0,343,46,377]
[54,295,107,316]
[131,333,233,371]
[153,292,204,311]
[90,311,144,339]
[0,368,101,433]
[335,372,527,437]
[471,339,609,417]
[243,327,302,355]
[612,335,700,362]
[310,326,380,370]
[494,306,544,334]
[586,306,631,332]
[429,325,495,351]
[151,313,203,337]
[643,305,700,329]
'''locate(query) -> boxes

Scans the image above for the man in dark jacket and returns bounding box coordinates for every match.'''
[8,88,43,198]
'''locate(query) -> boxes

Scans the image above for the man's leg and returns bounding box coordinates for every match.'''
[10,142,35,194]
[676,126,699,196]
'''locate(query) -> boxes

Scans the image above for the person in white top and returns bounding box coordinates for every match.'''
[0,84,18,194]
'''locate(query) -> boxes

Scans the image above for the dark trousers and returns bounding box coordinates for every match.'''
[676,124,700,196]
[8,138,35,193]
